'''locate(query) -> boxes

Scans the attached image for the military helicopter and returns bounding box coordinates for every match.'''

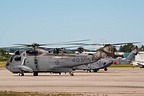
[6,41,139,76]
[6,42,108,76]
[73,47,138,72]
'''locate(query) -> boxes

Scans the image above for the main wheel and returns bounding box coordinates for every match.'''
[104,68,108,71]
[19,73,24,76]
[19,71,24,76]
[140,65,144,68]
[21,73,24,76]
[93,69,99,72]
[87,70,91,73]
[69,72,74,76]
[33,72,38,76]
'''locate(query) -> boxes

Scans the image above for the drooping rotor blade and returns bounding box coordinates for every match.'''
[60,39,90,43]
[110,42,141,45]
[45,39,91,45]
[62,42,141,46]
[14,39,90,47]
[61,45,84,49]
[14,43,48,47]
[1,45,26,49]
[61,43,101,46]
[61,43,89,45]
[86,42,141,46]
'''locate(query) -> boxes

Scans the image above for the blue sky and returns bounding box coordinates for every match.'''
[0,0,144,48]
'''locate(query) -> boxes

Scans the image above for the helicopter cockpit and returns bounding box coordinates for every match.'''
[6,50,22,69]
[8,50,22,63]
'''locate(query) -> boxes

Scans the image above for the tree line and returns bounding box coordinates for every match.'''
[118,43,144,52]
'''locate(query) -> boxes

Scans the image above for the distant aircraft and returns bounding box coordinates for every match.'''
[73,57,113,72]
[132,61,144,68]
[131,51,144,68]
[73,48,138,72]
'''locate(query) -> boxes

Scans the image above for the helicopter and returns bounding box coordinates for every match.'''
[71,42,139,72]
[6,42,114,76]
[73,47,138,72]
[6,41,139,76]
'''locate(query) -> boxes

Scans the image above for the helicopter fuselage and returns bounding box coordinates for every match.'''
[6,50,96,76]
[6,44,115,76]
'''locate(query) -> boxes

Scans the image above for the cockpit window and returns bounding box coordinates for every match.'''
[9,55,14,62]
[15,50,20,55]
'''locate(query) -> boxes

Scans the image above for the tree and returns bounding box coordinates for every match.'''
[139,45,144,51]
[0,49,11,61]
[0,49,6,55]
[119,43,135,52]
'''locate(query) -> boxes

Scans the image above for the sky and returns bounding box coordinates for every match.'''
[0,0,144,48]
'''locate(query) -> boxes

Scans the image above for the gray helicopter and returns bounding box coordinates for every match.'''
[6,42,115,76]
[73,48,138,72]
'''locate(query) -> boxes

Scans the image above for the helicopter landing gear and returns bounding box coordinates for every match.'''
[69,72,74,76]
[19,71,24,76]
[33,72,38,76]
[93,69,99,72]
[104,67,108,71]
[140,65,144,68]
[87,69,92,73]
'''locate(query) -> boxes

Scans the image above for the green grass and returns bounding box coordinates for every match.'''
[0,56,9,61]
[110,64,134,68]
[0,91,83,96]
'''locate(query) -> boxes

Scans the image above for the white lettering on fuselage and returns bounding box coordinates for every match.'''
[72,57,91,63]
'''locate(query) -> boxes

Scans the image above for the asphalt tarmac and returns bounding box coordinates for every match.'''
[0,68,144,96]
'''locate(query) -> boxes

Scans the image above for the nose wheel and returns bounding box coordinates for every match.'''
[69,72,74,76]
[19,71,24,76]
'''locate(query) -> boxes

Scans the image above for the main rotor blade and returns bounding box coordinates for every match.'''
[14,39,91,47]
[14,43,46,47]
[45,39,91,45]
[61,46,84,49]
[61,43,101,46]
[61,42,141,46]
[110,42,141,45]
[63,39,91,43]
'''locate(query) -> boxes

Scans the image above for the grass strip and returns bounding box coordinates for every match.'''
[0,91,83,96]
[110,64,135,68]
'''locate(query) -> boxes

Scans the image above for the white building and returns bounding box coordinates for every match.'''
[135,51,144,61]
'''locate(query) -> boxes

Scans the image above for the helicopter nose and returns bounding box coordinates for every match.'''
[6,62,10,66]
[6,62,10,70]
[6,62,14,72]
